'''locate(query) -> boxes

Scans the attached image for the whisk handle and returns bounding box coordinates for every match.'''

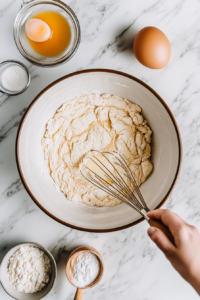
[149,219,175,245]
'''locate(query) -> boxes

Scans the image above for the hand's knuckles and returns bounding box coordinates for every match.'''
[176,224,196,242]
[162,210,172,221]
[164,209,171,214]
[185,226,199,242]
[190,225,199,235]
[163,210,171,217]
[175,223,187,236]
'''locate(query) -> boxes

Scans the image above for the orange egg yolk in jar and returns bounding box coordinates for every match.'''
[25,11,71,57]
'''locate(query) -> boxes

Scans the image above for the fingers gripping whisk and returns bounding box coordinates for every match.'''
[81,150,176,245]
[80,150,150,217]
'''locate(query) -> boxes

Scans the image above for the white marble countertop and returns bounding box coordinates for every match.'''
[0,0,200,299]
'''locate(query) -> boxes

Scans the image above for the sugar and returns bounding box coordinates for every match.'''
[2,65,28,92]
[70,251,100,288]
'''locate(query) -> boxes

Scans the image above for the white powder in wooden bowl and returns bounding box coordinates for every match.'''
[70,251,100,288]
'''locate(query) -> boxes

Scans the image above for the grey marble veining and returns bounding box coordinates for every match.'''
[0,0,200,299]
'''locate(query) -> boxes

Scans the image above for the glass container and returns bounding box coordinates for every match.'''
[13,0,81,67]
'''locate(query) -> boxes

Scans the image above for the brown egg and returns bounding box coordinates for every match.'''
[133,26,171,69]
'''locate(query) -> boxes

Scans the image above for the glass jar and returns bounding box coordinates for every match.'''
[0,60,31,95]
[13,0,81,67]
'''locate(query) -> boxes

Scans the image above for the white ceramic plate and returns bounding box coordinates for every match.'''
[16,69,182,232]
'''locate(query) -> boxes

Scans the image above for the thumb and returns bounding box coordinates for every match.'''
[147,227,175,258]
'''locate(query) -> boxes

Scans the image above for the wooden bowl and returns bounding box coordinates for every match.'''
[66,246,104,299]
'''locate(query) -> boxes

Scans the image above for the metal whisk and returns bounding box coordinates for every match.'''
[81,150,174,244]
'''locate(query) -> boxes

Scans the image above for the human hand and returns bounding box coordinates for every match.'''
[147,209,200,294]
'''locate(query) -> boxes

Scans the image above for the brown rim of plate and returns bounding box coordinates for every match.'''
[15,68,182,233]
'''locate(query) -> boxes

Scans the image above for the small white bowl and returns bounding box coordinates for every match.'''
[0,242,57,300]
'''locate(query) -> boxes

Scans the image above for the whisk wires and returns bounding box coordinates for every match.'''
[80,150,150,215]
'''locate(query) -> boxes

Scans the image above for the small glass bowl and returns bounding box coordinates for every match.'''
[0,60,31,95]
[13,0,81,67]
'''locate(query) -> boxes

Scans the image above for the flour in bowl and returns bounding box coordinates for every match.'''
[7,246,51,293]
[42,93,153,206]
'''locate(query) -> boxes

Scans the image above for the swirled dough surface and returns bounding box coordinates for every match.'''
[42,94,153,206]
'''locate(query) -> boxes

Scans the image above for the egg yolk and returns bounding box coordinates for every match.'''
[25,11,72,57]
[25,18,51,43]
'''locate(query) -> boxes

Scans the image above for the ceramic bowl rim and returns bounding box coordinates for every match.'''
[0,242,57,300]
[15,68,182,232]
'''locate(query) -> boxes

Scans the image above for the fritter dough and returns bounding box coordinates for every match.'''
[42,94,153,206]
